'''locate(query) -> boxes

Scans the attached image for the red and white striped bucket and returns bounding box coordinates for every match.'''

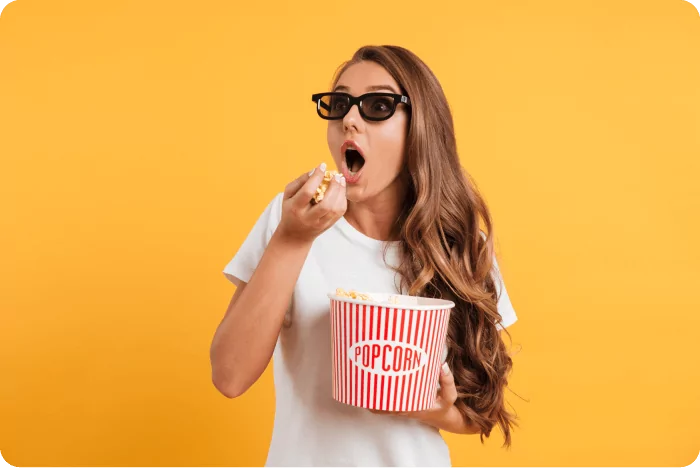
[328,293,454,412]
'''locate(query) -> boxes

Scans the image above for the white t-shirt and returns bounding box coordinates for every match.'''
[223,193,518,467]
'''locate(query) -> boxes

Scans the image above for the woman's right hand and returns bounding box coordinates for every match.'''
[276,163,347,246]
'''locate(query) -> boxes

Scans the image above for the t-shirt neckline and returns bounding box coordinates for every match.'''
[336,215,401,249]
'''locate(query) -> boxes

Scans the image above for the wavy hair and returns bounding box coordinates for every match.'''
[329,45,519,447]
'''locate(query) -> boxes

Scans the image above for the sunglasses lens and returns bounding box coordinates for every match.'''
[318,94,350,119]
[362,95,395,120]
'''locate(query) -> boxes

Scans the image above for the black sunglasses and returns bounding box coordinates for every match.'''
[311,92,411,122]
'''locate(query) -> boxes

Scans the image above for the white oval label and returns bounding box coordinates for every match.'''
[348,340,428,376]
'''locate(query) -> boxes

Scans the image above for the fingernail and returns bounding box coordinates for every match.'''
[340,176,346,187]
[441,363,450,375]
[320,162,327,172]
[334,174,342,183]
[308,168,315,176]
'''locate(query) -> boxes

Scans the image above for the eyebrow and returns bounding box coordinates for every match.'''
[333,84,399,94]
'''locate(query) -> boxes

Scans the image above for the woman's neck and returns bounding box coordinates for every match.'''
[344,179,407,242]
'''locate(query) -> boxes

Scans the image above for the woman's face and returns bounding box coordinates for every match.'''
[327,61,410,203]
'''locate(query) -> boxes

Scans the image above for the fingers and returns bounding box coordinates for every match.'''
[283,169,315,201]
[316,174,347,223]
[367,366,457,426]
[368,409,409,417]
[437,362,458,406]
[289,164,327,209]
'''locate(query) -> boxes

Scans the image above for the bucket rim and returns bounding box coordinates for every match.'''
[327,292,455,311]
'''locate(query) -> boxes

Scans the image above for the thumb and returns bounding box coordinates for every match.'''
[437,362,458,405]
[284,170,313,200]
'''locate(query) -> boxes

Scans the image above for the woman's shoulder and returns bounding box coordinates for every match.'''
[258,191,284,228]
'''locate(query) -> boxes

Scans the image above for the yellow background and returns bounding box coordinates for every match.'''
[1,0,699,466]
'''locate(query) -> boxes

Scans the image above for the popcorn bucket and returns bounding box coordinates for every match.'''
[328,292,455,412]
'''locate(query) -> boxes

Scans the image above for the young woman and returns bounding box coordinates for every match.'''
[211,45,519,467]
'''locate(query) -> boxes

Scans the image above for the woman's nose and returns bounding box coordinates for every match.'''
[343,103,362,132]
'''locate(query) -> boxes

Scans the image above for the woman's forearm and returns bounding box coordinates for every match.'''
[210,230,312,398]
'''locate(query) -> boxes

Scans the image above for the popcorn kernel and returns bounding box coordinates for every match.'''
[311,170,339,204]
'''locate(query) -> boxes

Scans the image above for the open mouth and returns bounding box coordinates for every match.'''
[344,149,366,176]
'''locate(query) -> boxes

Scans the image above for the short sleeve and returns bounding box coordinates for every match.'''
[492,256,518,330]
[223,193,284,287]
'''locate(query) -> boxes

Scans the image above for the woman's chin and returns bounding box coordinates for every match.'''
[344,185,363,203]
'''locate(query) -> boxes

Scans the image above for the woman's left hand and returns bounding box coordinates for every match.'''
[369,363,457,427]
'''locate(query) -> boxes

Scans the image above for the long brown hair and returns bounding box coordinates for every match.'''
[330,45,519,447]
